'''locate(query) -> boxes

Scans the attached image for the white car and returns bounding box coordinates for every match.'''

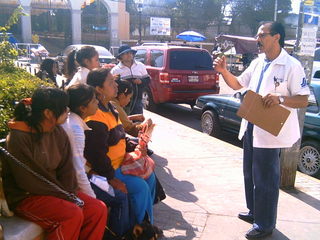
[59,44,116,65]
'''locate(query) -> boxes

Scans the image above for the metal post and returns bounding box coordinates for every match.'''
[138,10,142,43]
[280,0,318,188]
[274,0,278,21]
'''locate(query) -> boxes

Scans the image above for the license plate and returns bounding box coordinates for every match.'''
[188,75,199,82]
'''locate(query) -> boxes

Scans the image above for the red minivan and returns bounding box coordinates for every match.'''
[132,43,220,110]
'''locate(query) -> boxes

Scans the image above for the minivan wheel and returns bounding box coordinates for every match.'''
[142,88,157,111]
[298,140,320,177]
[201,110,221,137]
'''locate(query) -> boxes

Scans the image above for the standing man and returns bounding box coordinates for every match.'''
[111,45,150,115]
[214,22,310,239]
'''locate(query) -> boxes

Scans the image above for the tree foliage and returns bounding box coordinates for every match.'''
[229,0,292,35]
[0,6,26,68]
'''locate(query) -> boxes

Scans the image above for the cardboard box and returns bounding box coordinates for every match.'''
[237,90,290,136]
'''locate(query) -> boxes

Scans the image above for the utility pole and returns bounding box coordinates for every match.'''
[274,0,278,21]
[280,0,318,188]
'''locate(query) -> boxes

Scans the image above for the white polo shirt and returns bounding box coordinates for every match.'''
[67,67,90,87]
[237,49,310,148]
[110,60,149,80]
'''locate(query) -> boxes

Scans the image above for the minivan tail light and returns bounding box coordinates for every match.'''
[215,73,220,86]
[159,72,169,83]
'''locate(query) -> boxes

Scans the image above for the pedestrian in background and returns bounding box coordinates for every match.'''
[66,46,100,87]
[36,58,58,87]
[111,45,150,115]
[214,21,310,239]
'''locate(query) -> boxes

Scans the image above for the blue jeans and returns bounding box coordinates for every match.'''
[90,183,130,236]
[115,168,156,224]
[243,123,280,232]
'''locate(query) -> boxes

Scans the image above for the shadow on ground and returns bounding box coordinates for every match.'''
[283,188,320,211]
[154,202,199,240]
[153,154,198,203]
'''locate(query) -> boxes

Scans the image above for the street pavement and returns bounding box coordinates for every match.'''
[145,109,320,240]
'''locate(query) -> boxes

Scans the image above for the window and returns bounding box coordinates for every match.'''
[314,70,320,79]
[307,87,319,113]
[135,49,147,64]
[150,50,164,67]
[169,50,213,70]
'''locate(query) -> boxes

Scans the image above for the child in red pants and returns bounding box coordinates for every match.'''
[2,87,107,239]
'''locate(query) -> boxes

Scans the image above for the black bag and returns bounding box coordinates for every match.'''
[154,175,166,204]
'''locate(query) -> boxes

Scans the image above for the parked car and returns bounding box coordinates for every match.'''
[194,82,320,177]
[312,48,320,82]
[15,43,49,63]
[132,43,220,110]
[57,44,116,71]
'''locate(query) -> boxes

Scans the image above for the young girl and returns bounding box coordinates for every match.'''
[66,46,100,87]
[2,87,107,240]
[62,84,130,237]
[111,79,145,137]
[62,84,98,198]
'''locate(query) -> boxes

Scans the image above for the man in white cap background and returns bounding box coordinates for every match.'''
[111,45,150,115]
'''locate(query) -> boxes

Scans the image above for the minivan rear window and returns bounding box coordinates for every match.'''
[169,50,213,70]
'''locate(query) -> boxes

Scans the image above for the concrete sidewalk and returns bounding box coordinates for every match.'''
[145,110,320,240]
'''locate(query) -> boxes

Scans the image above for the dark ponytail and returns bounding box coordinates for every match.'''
[14,87,69,136]
[116,79,133,97]
[67,84,95,117]
[65,46,98,80]
[65,49,77,80]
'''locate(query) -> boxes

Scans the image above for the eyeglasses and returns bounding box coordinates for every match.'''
[255,33,272,39]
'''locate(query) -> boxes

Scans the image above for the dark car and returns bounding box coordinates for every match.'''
[194,82,320,177]
[132,43,220,111]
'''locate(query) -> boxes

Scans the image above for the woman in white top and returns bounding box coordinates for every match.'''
[62,84,98,197]
[66,46,100,87]
[63,83,131,237]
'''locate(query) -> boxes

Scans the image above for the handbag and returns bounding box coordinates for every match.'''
[121,120,155,179]
[0,146,84,207]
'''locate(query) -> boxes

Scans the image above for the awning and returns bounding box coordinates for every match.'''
[216,34,259,54]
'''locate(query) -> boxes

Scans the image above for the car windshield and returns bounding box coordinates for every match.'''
[169,50,213,70]
[94,46,113,56]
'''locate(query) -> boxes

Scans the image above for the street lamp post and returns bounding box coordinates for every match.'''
[135,0,143,44]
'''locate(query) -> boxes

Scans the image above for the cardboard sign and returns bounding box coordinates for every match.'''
[237,90,290,136]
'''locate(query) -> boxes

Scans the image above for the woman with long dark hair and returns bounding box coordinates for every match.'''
[36,58,58,87]
[84,68,158,232]
[2,87,107,240]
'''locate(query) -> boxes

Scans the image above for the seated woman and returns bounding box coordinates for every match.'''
[1,87,107,240]
[62,84,130,237]
[84,68,157,228]
[111,79,145,137]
